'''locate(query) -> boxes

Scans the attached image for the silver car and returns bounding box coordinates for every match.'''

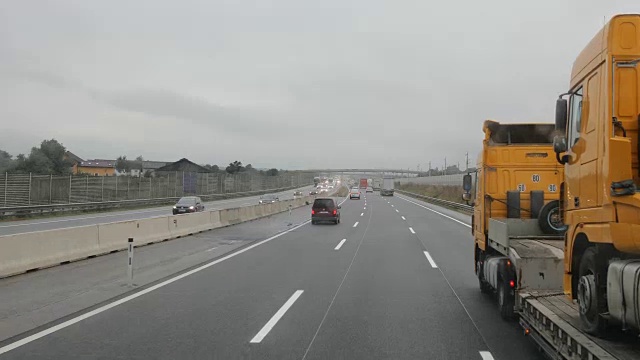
[259,194,280,204]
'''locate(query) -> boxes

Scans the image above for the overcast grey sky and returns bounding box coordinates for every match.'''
[0,1,637,170]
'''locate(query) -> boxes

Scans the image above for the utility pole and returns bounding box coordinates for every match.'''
[428,161,431,177]
[444,158,447,175]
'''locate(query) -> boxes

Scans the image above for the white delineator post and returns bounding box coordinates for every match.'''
[127,237,134,287]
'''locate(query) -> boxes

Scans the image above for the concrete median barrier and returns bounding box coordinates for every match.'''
[169,212,212,238]
[0,226,100,277]
[98,216,172,252]
[0,193,313,278]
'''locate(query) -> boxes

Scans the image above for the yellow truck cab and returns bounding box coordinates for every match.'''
[553,14,640,335]
[466,120,564,319]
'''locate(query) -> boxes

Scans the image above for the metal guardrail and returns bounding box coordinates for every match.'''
[0,186,305,218]
[394,189,473,214]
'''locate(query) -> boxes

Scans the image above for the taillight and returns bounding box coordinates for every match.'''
[509,280,515,288]
[332,209,337,215]
[312,209,315,215]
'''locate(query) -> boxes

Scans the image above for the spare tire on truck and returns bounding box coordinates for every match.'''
[538,200,567,234]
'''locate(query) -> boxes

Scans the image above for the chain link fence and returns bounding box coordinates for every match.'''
[0,172,314,208]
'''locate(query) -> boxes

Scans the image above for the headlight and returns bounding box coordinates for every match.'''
[173,206,177,209]
[189,206,195,209]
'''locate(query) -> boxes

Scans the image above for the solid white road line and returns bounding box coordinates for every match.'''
[334,239,347,250]
[250,290,304,343]
[395,209,399,213]
[479,351,495,360]
[360,213,364,216]
[409,227,415,234]
[401,216,406,220]
[0,220,310,356]
[397,195,471,228]
[423,251,438,268]
[353,222,359,228]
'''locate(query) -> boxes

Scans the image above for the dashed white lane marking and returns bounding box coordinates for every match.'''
[397,195,471,228]
[423,251,438,268]
[360,213,364,216]
[401,216,406,220]
[395,209,399,213]
[391,205,394,207]
[0,220,311,356]
[353,222,359,228]
[334,239,347,250]
[205,247,218,252]
[250,290,304,343]
[409,227,416,234]
[363,207,366,210]
[479,351,494,360]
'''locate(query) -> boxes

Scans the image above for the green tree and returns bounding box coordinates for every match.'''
[133,155,144,171]
[115,155,132,172]
[0,150,15,173]
[226,160,243,174]
[14,139,71,175]
[266,168,279,176]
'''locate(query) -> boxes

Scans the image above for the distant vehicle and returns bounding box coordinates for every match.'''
[372,178,383,191]
[359,178,368,189]
[293,191,303,199]
[311,198,341,225]
[366,186,373,193]
[309,189,319,195]
[313,177,320,186]
[349,188,361,199]
[381,177,395,196]
[259,194,280,204]
[173,196,204,215]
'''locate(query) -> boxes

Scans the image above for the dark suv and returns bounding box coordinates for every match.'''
[311,198,341,225]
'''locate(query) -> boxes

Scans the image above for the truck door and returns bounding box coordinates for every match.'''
[614,58,640,185]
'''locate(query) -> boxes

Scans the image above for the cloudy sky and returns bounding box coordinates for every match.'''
[0,1,637,170]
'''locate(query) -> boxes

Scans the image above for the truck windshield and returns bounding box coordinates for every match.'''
[487,123,555,145]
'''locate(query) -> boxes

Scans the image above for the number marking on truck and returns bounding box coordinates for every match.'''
[532,174,541,182]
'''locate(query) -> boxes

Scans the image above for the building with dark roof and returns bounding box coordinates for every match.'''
[154,158,210,174]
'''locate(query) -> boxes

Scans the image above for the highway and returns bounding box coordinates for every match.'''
[0,185,314,236]
[0,191,543,359]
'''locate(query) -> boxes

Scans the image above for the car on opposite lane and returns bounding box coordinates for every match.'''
[172,196,205,215]
[293,191,303,199]
[309,189,319,195]
[311,198,341,224]
[259,194,280,204]
[366,186,373,193]
[350,188,361,199]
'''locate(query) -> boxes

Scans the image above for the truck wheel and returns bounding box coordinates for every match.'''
[498,281,515,320]
[577,247,607,335]
[538,200,567,234]
[477,261,491,294]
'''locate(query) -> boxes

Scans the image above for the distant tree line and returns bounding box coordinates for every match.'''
[0,139,72,175]
[0,140,285,177]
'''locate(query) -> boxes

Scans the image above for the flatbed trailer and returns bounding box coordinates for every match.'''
[486,218,640,360]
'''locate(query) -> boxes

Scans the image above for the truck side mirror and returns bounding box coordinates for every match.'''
[553,135,567,154]
[555,98,568,132]
[462,193,472,202]
[463,174,472,192]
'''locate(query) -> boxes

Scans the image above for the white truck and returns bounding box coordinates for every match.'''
[380,177,394,196]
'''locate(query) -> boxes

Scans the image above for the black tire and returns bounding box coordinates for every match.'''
[311,220,316,225]
[498,280,515,320]
[538,200,566,234]
[477,260,492,294]
[479,278,492,294]
[578,247,607,335]
[334,219,338,225]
